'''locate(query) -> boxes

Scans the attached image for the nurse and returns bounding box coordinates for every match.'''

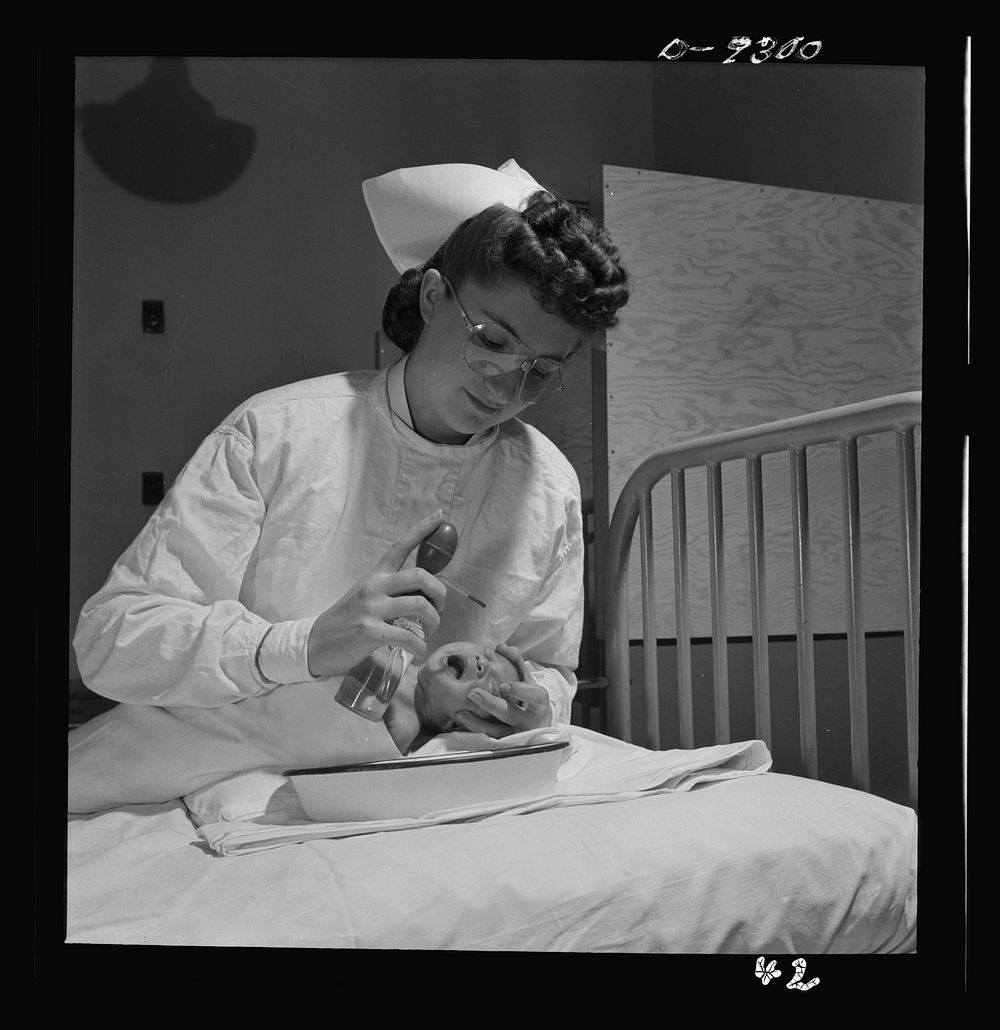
[73,160,630,745]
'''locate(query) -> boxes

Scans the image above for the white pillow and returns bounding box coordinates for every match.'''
[67,680,402,814]
[183,768,307,826]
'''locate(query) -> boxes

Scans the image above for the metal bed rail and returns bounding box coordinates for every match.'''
[604,392,921,806]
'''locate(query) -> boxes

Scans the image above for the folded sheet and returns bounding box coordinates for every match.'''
[195,728,771,856]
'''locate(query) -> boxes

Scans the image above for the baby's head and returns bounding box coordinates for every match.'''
[414,641,520,734]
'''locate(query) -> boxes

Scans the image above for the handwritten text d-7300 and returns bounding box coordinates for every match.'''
[658,37,823,63]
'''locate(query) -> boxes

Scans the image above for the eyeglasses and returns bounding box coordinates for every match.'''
[442,276,565,404]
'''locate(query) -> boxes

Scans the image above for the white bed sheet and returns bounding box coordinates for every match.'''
[191,729,772,853]
[66,730,916,953]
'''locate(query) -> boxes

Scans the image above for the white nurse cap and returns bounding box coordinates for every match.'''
[362,159,548,273]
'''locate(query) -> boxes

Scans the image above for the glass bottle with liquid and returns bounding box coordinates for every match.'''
[333,617,424,722]
[335,522,458,721]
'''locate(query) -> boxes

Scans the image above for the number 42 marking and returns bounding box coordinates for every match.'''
[755,956,821,990]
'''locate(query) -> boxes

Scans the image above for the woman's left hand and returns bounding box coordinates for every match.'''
[454,643,553,737]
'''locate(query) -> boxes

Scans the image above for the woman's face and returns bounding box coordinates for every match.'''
[405,271,588,445]
[415,641,520,733]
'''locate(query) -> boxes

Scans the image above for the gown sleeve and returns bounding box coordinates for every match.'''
[72,424,316,707]
[507,483,585,726]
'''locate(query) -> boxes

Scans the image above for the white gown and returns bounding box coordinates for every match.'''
[69,366,585,808]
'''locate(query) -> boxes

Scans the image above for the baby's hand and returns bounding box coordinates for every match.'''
[495,643,528,681]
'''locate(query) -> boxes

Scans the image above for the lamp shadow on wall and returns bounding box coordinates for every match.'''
[77,57,256,203]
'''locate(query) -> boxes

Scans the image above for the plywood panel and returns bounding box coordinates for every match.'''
[601,166,922,636]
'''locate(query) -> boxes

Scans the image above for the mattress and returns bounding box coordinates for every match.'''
[65,728,916,952]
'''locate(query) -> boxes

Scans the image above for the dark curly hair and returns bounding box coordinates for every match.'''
[381,189,630,352]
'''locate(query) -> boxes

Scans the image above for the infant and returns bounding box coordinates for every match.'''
[386,640,525,753]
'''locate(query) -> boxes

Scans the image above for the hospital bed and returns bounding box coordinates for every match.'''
[63,392,920,954]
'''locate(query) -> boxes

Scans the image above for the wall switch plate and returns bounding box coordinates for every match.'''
[142,300,165,333]
[142,471,165,505]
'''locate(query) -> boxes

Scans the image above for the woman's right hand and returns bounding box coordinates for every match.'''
[306,512,450,679]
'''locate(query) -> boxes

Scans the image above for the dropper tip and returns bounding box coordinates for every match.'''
[439,574,487,609]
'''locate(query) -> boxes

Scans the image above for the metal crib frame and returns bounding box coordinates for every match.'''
[604,392,921,807]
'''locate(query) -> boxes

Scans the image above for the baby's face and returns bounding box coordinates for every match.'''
[415,641,520,733]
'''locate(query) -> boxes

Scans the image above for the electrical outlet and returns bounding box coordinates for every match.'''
[142,300,165,333]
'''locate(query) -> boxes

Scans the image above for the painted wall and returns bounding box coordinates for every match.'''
[650,62,924,205]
